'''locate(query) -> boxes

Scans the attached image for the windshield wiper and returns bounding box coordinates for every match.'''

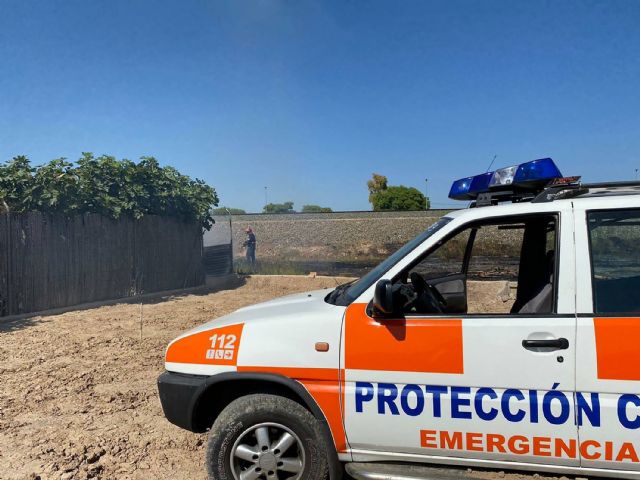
[327,280,356,304]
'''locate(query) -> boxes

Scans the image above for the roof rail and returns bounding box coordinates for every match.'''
[532,180,640,203]
[581,180,640,189]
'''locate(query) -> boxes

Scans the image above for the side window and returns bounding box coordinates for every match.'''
[588,209,640,314]
[467,224,525,314]
[466,218,556,314]
[399,215,557,316]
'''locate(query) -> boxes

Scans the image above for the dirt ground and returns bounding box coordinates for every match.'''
[0,276,560,480]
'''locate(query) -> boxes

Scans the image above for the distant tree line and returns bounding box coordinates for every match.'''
[262,202,333,214]
[0,154,218,229]
[209,172,432,216]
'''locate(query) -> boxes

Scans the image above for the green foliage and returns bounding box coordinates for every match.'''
[367,173,388,204]
[301,204,332,213]
[0,154,218,229]
[263,201,295,214]
[211,207,246,215]
[370,185,426,211]
[0,156,36,212]
[367,173,427,211]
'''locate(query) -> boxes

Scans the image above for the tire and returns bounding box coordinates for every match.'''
[206,393,331,480]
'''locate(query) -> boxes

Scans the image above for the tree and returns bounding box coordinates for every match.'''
[367,173,388,204]
[302,204,332,213]
[370,185,427,211]
[211,207,246,215]
[263,201,295,214]
[0,154,219,229]
[0,156,36,212]
[367,173,427,211]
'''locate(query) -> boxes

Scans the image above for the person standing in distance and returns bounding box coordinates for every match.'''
[243,227,257,265]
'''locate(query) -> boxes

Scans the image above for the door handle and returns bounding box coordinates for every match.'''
[522,338,569,350]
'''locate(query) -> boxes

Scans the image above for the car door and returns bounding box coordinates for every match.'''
[342,207,580,468]
[574,201,640,472]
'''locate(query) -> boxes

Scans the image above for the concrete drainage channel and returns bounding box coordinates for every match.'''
[346,463,490,480]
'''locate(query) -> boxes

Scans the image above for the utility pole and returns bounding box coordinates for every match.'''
[424,178,429,210]
[264,186,268,209]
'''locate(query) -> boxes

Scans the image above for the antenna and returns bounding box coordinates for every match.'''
[486,154,497,173]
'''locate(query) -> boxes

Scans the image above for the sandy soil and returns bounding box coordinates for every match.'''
[0,277,560,480]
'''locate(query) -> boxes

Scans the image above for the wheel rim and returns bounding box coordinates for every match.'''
[230,422,305,480]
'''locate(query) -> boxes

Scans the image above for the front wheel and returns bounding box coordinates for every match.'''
[206,394,331,480]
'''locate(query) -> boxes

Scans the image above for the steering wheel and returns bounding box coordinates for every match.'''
[409,272,448,312]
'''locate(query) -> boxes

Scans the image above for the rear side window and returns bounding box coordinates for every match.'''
[588,209,640,314]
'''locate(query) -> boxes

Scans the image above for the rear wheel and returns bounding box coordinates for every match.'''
[206,394,330,480]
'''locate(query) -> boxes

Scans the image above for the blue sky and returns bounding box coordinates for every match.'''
[1,1,640,211]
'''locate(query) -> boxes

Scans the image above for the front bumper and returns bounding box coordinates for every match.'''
[157,371,208,431]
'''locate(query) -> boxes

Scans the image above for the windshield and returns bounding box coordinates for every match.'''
[326,217,452,306]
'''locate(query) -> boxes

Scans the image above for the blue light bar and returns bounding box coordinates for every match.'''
[448,158,563,201]
[448,171,494,200]
[513,157,562,185]
[448,176,474,200]
[469,171,494,193]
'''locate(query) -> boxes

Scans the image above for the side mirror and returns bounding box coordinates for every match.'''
[373,279,399,318]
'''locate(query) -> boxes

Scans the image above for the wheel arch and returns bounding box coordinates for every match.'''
[190,371,343,480]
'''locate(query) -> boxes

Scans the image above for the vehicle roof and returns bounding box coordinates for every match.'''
[444,184,640,221]
[444,200,570,222]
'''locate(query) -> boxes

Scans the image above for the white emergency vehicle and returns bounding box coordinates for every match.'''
[158,158,640,480]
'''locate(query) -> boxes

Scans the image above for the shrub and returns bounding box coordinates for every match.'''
[0,154,218,229]
[371,185,426,211]
[263,201,295,214]
[302,204,332,213]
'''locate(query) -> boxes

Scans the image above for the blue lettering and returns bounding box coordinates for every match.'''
[356,382,598,428]
[378,383,400,415]
[451,387,472,419]
[501,389,526,422]
[425,385,448,418]
[542,383,571,425]
[355,382,374,412]
[400,384,425,417]
[618,394,640,429]
[474,387,498,421]
[576,392,601,427]
[529,390,539,424]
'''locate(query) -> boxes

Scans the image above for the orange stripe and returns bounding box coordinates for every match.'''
[344,303,464,374]
[237,365,348,452]
[166,323,244,365]
[594,317,640,381]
